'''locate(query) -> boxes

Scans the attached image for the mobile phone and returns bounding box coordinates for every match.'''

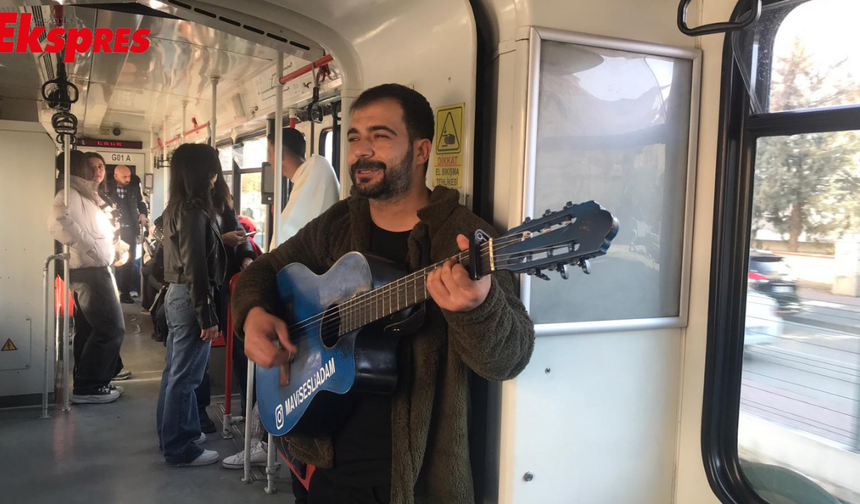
[244,230,258,238]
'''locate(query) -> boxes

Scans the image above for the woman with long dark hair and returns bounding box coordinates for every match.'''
[193,168,257,433]
[156,143,226,467]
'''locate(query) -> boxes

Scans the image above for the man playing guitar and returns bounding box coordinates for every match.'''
[232,84,535,504]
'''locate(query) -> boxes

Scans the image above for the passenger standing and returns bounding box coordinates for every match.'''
[268,127,340,250]
[156,143,226,467]
[193,171,257,434]
[106,164,148,304]
[233,84,535,503]
[82,152,132,381]
[48,151,126,404]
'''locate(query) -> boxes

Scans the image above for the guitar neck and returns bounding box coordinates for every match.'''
[336,249,479,336]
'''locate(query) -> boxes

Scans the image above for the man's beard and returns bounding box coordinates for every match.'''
[349,145,414,201]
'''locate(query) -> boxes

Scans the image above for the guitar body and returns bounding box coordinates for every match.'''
[256,251,420,437]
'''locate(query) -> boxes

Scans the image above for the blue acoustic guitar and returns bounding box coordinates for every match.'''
[256,201,619,436]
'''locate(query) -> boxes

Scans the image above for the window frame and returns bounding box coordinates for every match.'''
[318,126,333,160]
[522,26,703,335]
[702,1,860,503]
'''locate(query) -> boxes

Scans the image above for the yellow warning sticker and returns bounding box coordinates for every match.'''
[1,339,17,352]
[433,103,465,189]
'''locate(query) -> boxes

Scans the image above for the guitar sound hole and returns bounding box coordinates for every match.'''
[320,306,341,348]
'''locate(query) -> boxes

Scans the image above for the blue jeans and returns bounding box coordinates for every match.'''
[156,283,212,465]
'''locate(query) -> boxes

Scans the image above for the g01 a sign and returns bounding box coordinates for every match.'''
[96,151,145,168]
[0,13,150,63]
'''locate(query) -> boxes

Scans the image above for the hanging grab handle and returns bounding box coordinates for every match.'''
[677,0,762,36]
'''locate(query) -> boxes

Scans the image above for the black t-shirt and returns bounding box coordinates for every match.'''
[323,222,410,487]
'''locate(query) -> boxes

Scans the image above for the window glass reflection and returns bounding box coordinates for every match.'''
[528,41,693,324]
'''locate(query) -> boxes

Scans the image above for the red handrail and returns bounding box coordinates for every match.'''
[279,54,334,85]
[223,272,242,416]
[151,122,209,151]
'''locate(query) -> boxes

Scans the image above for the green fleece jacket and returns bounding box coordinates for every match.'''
[232,186,535,503]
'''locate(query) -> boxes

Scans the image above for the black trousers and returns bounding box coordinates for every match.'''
[307,469,390,504]
[73,293,124,377]
[68,267,125,391]
[117,228,138,295]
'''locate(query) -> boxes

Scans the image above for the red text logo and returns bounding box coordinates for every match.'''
[0,12,150,63]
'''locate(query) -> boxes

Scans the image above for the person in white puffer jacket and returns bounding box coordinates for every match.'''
[48,150,127,404]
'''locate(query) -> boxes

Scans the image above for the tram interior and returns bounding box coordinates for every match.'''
[1,0,859,504]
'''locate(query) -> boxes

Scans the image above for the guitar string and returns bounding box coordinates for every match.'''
[279,231,526,335]
[283,241,587,345]
[281,232,579,340]
[279,229,536,337]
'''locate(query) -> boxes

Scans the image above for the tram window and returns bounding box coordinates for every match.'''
[218,145,234,194]
[218,145,233,171]
[527,37,698,325]
[320,128,334,166]
[732,0,860,114]
[739,131,860,501]
[706,2,860,504]
[239,172,267,250]
[233,137,268,169]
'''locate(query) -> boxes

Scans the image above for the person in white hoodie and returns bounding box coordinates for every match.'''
[48,150,127,404]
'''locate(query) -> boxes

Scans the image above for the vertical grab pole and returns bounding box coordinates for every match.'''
[265,432,278,494]
[181,101,188,145]
[273,53,284,250]
[162,116,169,207]
[210,77,219,149]
[62,137,71,412]
[242,361,256,483]
[41,254,63,419]
[42,257,51,418]
[262,52,285,494]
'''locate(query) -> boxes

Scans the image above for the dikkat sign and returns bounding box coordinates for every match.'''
[0,13,150,63]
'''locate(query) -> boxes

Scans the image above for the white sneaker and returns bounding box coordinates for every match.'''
[71,386,120,404]
[172,449,219,467]
[221,440,268,469]
[113,368,132,381]
[193,432,207,445]
[108,384,124,396]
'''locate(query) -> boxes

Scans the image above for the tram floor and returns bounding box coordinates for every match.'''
[0,301,291,504]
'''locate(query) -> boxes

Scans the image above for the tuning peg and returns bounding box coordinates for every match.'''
[534,269,550,281]
[544,209,552,217]
[558,263,569,280]
[579,259,591,275]
[565,201,573,209]
[523,216,532,224]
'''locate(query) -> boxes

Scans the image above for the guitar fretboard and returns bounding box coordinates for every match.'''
[336,249,475,335]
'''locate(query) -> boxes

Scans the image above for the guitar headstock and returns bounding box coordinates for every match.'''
[485,201,619,280]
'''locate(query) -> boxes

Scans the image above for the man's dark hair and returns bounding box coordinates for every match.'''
[351,83,434,171]
[267,127,306,162]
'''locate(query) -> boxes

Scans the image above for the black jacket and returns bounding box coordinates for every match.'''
[105,180,148,235]
[163,200,226,328]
